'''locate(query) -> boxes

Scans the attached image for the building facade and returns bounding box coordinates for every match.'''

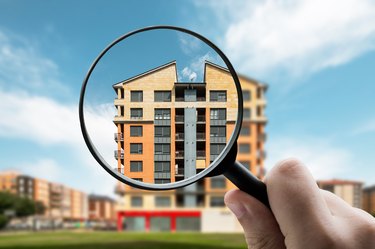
[318,179,363,208]
[114,61,267,232]
[0,170,19,194]
[89,194,116,221]
[363,185,375,216]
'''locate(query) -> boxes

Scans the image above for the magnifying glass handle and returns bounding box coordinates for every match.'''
[224,161,270,209]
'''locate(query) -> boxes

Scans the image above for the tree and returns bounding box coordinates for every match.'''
[0,215,9,229]
[35,201,46,215]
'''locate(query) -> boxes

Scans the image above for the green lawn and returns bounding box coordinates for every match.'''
[0,231,246,249]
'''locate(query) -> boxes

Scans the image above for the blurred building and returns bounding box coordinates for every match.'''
[114,61,267,232]
[362,185,375,215]
[317,179,363,208]
[0,170,19,194]
[88,194,116,221]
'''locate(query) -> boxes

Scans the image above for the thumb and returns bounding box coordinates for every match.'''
[225,190,285,249]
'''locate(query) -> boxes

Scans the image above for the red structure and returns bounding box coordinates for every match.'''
[117,210,201,232]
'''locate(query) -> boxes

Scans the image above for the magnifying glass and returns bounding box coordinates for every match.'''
[79,26,269,208]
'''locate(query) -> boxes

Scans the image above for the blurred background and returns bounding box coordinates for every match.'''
[0,0,374,248]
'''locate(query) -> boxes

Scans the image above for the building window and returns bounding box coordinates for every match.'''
[210,126,226,137]
[210,196,225,207]
[154,91,171,102]
[240,160,251,169]
[210,109,226,120]
[130,91,143,102]
[210,176,226,189]
[131,196,143,207]
[154,179,171,184]
[210,91,227,102]
[130,126,143,137]
[155,109,171,120]
[130,143,143,154]
[155,144,170,154]
[155,196,171,207]
[257,106,262,116]
[155,161,170,172]
[243,108,251,120]
[155,126,170,137]
[243,90,251,101]
[239,144,251,153]
[210,144,225,155]
[130,161,143,172]
[130,108,143,119]
[240,126,250,136]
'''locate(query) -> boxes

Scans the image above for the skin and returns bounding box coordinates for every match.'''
[225,159,375,249]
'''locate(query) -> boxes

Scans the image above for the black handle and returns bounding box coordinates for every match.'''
[224,161,270,208]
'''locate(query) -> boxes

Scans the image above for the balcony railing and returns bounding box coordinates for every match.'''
[197,151,206,158]
[175,168,185,176]
[175,97,185,102]
[175,151,184,158]
[114,150,124,160]
[196,97,206,101]
[175,115,184,122]
[175,133,184,140]
[196,132,206,140]
[114,133,124,142]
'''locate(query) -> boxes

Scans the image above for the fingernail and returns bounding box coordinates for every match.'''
[226,202,248,218]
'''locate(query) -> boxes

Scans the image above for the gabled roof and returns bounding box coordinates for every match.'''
[113,60,177,88]
[204,60,268,90]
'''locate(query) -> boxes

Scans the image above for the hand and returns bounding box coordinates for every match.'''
[225,159,375,249]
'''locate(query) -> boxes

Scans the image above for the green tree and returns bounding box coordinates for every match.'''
[14,197,35,217]
[35,201,46,215]
[0,214,9,229]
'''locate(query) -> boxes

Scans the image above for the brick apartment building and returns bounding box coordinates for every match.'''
[113,61,267,232]
[363,185,375,216]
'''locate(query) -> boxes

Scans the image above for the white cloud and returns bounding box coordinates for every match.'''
[180,52,223,81]
[20,158,63,183]
[266,135,353,180]
[197,0,375,78]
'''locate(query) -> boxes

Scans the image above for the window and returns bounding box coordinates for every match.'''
[154,91,171,102]
[243,90,251,101]
[210,91,227,102]
[176,217,200,231]
[155,144,170,154]
[130,161,143,172]
[240,160,251,169]
[210,126,226,137]
[154,109,171,120]
[130,143,143,154]
[154,179,171,184]
[210,144,225,155]
[240,126,250,136]
[155,126,170,137]
[131,196,143,207]
[257,106,262,116]
[130,108,143,119]
[210,109,226,120]
[131,91,143,102]
[155,196,171,207]
[243,108,251,120]
[210,176,226,189]
[154,161,170,172]
[130,126,143,137]
[210,196,225,207]
[239,144,251,153]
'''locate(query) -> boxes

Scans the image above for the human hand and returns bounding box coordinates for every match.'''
[225,159,375,249]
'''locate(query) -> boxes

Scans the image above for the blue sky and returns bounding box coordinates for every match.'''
[0,0,374,195]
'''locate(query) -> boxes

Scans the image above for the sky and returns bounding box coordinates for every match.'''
[0,0,374,196]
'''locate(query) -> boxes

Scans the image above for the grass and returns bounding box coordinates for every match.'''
[0,231,246,249]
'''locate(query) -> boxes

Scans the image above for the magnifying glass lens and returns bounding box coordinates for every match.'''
[82,28,239,187]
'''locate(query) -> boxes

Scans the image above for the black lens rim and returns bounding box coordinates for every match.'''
[79,25,243,190]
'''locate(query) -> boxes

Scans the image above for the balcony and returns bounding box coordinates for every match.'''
[196,97,206,102]
[197,151,206,159]
[175,115,184,123]
[196,133,206,141]
[114,150,124,160]
[197,115,205,122]
[114,98,123,106]
[114,133,124,142]
[257,133,267,142]
[175,168,184,176]
[175,151,184,159]
[175,133,184,140]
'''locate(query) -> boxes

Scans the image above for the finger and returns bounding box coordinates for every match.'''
[225,189,285,249]
[265,159,333,243]
[321,190,354,217]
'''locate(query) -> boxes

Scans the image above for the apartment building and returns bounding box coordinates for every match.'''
[0,170,19,194]
[318,179,363,208]
[89,194,116,221]
[363,185,375,215]
[114,61,267,232]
